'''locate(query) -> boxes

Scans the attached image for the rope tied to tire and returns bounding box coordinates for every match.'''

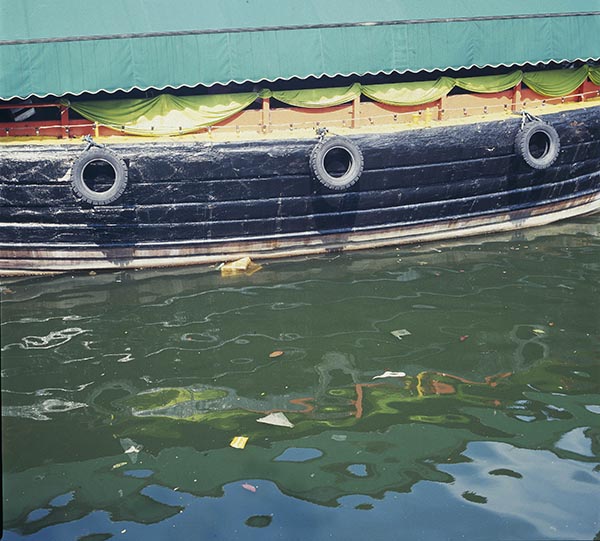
[310,129,364,190]
[515,112,560,170]
[71,137,128,205]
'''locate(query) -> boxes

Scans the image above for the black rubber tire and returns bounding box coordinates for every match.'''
[310,136,364,190]
[515,121,560,169]
[71,148,128,205]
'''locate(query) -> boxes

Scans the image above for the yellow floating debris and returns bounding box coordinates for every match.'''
[220,257,262,276]
[230,436,249,449]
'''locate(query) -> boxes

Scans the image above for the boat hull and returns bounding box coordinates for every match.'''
[1,106,599,274]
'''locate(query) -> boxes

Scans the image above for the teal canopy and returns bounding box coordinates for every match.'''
[1,0,599,100]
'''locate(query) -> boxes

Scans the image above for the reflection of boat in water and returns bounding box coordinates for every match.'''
[117,347,582,434]
[3,358,597,536]
[121,351,515,424]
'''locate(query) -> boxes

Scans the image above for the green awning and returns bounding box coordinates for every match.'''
[1,0,600,101]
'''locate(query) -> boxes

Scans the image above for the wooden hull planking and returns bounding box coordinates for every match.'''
[1,104,599,274]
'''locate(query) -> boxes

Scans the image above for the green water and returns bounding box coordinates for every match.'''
[2,218,600,541]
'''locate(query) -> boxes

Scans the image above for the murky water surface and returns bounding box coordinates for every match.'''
[2,218,599,541]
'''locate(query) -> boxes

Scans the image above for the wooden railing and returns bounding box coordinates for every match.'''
[1,81,599,139]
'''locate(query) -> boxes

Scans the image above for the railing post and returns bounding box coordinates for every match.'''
[59,104,69,138]
[512,83,522,112]
[578,82,586,102]
[352,95,360,128]
[261,97,270,133]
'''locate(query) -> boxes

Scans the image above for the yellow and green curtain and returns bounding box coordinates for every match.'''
[66,93,257,136]
[265,84,362,108]
[362,77,456,107]
[66,65,600,136]
[522,65,589,97]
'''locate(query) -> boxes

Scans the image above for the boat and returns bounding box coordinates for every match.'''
[1,1,599,275]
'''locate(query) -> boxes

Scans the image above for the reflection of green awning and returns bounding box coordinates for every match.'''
[2,0,599,100]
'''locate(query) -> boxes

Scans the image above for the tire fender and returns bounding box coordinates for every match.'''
[515,121,560,169]
[310,136,364,190]
[71,147,128,205]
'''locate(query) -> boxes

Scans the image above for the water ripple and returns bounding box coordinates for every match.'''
[1,327,90,351]
[2,399,87,421]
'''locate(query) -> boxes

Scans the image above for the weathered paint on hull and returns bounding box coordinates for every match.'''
[1,105,599,275]
[1,192,599,275]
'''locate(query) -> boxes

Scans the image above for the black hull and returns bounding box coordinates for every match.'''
[1,105,600,273]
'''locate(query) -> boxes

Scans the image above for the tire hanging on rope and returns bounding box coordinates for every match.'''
[310,136,364,190]
[71,147,128,205]
[515,120,560,170]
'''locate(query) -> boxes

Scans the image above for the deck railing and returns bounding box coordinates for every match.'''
[1,82,599,139]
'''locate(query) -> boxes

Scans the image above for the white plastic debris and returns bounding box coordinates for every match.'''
[372,371,407,379]
[256,412,294,428]
[390,329,411,339]
[120,438,143,463]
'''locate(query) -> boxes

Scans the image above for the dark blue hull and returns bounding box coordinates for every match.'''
[1,105,599,273]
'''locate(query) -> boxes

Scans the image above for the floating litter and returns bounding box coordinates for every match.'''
[220,257,262,276]
[230,436,249,449]
[120,438,143,463]
[256,412,294,428]
[373,371,406,379]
